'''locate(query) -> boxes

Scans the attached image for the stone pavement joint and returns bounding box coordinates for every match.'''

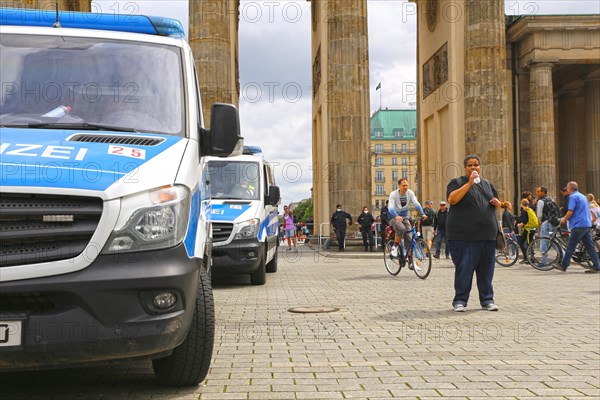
[1,247,599,399]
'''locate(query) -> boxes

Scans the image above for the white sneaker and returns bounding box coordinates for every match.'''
[453,304,466,312]
[482,303,499,311]
[413,260,422,273]
[391,245,398,257]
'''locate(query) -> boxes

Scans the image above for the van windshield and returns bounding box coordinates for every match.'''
[208,161,260,201]
[0,34,184,135]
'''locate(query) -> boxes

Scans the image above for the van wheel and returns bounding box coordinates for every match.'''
[266,244,278,273]
[152,267,215,386]
[250,253,266,285]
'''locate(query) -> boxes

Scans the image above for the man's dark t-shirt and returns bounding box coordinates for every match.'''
[446,176,499,241]
[422,207,435,226]
[434,210,448,231]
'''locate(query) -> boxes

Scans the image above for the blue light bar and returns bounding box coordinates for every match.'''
[243,146,263,155]
[0,8,185,38]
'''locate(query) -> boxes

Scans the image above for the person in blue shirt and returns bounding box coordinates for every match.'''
[557,182,600,273]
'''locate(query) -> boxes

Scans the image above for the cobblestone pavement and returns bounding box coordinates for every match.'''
[2,246,599,399]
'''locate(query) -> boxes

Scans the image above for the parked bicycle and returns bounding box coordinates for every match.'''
[526,226,600,271]
[495,231,520,267]
[383,218,432,279]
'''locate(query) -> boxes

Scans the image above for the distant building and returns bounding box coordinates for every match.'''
[370,108,418,211]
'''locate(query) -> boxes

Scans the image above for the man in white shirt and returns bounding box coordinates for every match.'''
[387,178,426,257]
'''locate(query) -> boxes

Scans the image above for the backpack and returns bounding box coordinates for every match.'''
[524,207,538,230]
[543,198,561,226]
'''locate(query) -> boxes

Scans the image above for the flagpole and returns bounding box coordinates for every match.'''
[379,85,382,110]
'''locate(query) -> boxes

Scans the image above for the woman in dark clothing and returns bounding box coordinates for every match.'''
[516,198,537,264]
[501,201,516,234]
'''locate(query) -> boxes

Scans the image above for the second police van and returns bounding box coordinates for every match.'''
[205,147,281,285]
[0,8,242,386]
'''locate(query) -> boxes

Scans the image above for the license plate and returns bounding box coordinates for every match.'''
[0,320,22,347]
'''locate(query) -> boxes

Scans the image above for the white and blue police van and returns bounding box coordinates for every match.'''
[0,8,243,386]
[205,146,281,285]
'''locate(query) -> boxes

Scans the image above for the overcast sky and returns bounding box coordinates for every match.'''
[93,0,600,212]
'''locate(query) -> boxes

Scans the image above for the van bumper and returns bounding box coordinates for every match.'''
[212,239,263,274]
[0,244,201,370]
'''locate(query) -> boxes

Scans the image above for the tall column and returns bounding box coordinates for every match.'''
[584,76,600,194]
[528,62,557,191]
[1,0,90,11]
[324,0,371,226]
[464,0,511,200]
[190,0,239,127]
[517,71,532,195]
[557,86,583,194]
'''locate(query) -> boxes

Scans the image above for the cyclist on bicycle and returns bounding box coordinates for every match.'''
[387,178,427,258]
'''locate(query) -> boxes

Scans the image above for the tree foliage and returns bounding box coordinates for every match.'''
[292,198,313,222]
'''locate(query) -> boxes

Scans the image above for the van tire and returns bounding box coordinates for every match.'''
[250,254,266,285]
[266,244,278,273]
[152,267,215,386]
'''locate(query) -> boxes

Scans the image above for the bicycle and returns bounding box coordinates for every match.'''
[383,218,432,279]
[526,226,600,271]
[495,231,520,267]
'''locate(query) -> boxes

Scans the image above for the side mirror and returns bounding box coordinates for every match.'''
[265,185,281,206]
[202,103,243,157]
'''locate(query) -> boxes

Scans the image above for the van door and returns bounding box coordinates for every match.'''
[264,163,279,258]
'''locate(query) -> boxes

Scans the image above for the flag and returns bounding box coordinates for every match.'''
[375,82,381,91]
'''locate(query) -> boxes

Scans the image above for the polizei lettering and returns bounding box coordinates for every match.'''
[0,143,88,161]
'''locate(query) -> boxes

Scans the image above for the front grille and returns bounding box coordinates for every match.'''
[0,193,103,267]
[68,134,165,146]
[212,222,233,243]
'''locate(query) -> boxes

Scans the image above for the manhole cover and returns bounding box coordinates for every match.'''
[288,306,339,314]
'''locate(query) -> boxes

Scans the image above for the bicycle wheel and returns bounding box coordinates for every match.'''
[527,237,561,271]
[383,240,402,275]
[576,240,600,269]
[412,238,432,279]
[495,240,519,267]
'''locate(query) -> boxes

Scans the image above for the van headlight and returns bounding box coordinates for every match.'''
[233,218,260,240]
[103,185,190,253]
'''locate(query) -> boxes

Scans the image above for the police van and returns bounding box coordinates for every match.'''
[205,146,280,285]
[0,8,242,386]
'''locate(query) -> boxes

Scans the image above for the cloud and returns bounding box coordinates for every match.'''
[368,1,417,111]
[237,1,313,208]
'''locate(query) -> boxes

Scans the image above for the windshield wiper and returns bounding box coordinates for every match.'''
[5,122,139,132]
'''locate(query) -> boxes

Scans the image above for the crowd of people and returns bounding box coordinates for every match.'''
[280,154,600,313]
[500,184,600,270]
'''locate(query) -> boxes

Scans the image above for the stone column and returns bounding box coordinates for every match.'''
[189,0,239,127]
[584,76,600,194]
[2,0,90,11]
[464,0,511,200]
[557,86,582,194]
[517,71,533,194]
[528,62,557,191]
[326,0,371,226]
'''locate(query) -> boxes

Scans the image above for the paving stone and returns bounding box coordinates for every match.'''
[2,248,598,399]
